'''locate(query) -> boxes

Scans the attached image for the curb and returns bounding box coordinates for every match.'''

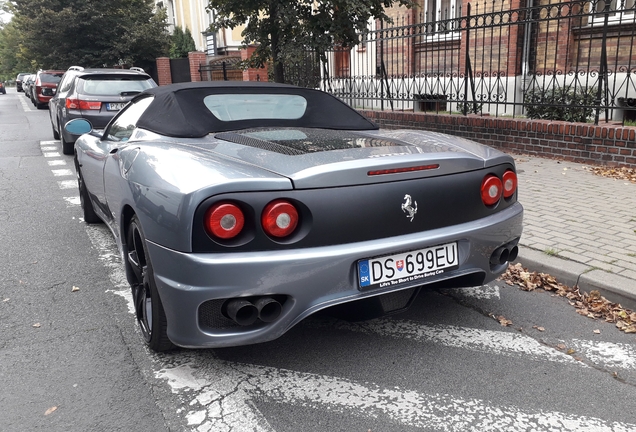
[514,246,636,312]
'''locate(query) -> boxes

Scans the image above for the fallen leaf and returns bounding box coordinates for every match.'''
[500,264,636,335]
[44,406,57,416]
[593,329,601,334]
[588,166,636,183]
[567,348,576,355]
[557,343,567,350]
[497,315,513,326]
[32,323,41,328]
[71,286,80,292]
[533,325,545,332]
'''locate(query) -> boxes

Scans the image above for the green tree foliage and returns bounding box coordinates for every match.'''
[207,0,414,83]
[5,0,170,73]
[0,20,34,80]
[169,26,197,58]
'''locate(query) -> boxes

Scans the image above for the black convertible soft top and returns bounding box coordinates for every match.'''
[134,82,378,138]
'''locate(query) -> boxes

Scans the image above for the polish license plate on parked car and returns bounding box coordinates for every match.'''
[106,102,127,111]
[357,242,459,290]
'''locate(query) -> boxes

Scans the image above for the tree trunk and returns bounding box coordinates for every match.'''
[269,1,285,83]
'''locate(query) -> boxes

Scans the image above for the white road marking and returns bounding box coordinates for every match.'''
[85,225,136,315]
[63,196,80,206]
[305,318,582,365]
[570,340,636,370]
[157,359,636,432]
[43,152,61,158]
[41,146,57,152]
[57,180,77,189]
[19,96,34,112]
[47,160,66,166]
[52,169,74,177]
[444,284,501,299]
[40,140,58,145]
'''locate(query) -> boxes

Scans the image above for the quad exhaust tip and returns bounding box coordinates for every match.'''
[223,296,283,326]
[490,241,520,267]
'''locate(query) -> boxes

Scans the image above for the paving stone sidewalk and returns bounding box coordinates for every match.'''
[513,155,636,310]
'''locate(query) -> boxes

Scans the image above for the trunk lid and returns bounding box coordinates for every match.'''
[206,128,512,188]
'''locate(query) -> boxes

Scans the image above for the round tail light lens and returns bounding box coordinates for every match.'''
[481,175,503,206]
[262,200,299,238]
[502,170,518,198]
[205,202,245,239]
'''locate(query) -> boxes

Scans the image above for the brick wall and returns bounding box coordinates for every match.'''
[156,57,172,86]
[188,51,207,82]
[359,110,636,168]
[241,46,268,82]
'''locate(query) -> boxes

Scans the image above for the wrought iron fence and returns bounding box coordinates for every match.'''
[289,0,636,125]
[199,57,243,81]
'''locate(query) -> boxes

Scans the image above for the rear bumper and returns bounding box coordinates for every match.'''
[146,202,523,348]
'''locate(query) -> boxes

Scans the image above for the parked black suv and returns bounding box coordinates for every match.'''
[16,73,30,92]
[49,66,156,154]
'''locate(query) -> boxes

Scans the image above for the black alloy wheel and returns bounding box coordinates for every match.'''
[74,157,101,224]
[126,216,174,352]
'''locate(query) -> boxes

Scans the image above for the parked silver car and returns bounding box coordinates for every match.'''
[68,82,524,352]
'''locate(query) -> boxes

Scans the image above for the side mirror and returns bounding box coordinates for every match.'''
[64,118,93,135]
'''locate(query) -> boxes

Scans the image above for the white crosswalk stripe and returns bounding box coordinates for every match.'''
[305,318,581,365]
[156,360,636,432]
[52,169,74,177]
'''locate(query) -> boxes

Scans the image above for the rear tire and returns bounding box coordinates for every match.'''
[126,216,175,352]
[61,130,74,155]
[52,120,60,140]
[74,157,101,224]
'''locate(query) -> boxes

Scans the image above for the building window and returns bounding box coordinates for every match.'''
[334,47,350,78]
[593,0,635,22]
[424,0,462,34]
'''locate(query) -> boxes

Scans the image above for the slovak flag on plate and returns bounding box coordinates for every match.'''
[396,260,404,271]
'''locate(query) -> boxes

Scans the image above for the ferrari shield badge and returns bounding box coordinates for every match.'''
[401,194,418,222]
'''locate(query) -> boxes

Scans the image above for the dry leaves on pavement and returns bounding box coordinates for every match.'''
[587,166,636,183]
[501,263,636,334]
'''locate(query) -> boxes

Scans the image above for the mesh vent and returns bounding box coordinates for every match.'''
[379,288,418,313]
[215,132,306,155]
[198,299,241,330]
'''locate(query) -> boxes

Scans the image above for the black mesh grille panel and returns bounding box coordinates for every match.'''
[379,288,418,313]
[198,299,241,329]
[215,132,306,155]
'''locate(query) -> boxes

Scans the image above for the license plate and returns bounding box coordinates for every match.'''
[106,102,127,111]
[358,242,459,290]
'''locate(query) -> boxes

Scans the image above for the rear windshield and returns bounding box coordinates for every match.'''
[203,94,307,121]
[79,76,155,96]
[40,73,64,83]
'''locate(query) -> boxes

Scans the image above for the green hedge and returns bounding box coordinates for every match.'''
[524,86,596,123]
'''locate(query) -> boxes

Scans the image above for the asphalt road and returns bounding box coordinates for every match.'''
[1,88,635,432]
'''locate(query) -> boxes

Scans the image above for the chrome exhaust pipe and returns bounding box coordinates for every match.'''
[254,297,282,323]
[223,299,258,326]
[490,246,509,266]
[508,245,519,262]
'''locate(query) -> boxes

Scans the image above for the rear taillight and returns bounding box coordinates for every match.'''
[502,170,518,198]
[205,202,245,239]
[66,99,101,110]
[262,200,299,238]
[481,175,503,206]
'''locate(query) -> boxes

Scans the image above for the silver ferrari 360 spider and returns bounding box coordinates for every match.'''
[68,82,523,352]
